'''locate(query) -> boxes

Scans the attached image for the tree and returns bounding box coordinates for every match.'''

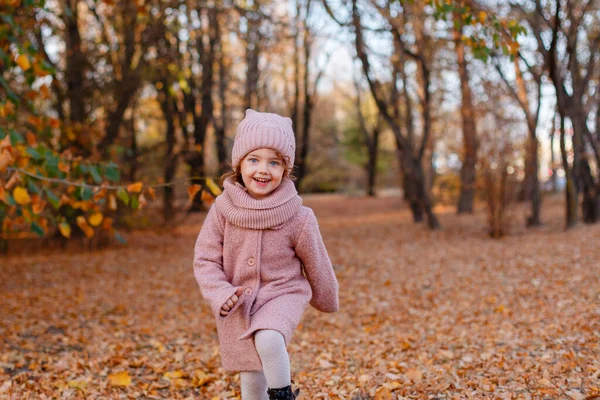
[516,0,600,227]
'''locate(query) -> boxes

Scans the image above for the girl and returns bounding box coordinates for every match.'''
[193,109,339,400]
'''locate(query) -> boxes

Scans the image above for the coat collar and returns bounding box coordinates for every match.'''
[215,177,302,229]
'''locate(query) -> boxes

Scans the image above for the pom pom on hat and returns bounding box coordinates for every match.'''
[231,109,296,169]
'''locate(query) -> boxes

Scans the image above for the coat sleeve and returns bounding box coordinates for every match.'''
[193,205,243,319]
[295,209,339,313]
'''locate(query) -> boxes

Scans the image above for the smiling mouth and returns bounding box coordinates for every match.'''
[253,177,271,183]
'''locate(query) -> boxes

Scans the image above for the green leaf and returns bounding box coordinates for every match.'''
[26,147,43,160]
[130,195,139,210]
[79,186,93,201]
[45,154,59,177]
[6,194,16,206]
[116,188,130,206]
[9,129,24,144]
[89,165,102,184]
[27,180,41,194]
[31,222,45,237]
[46,189,60,209]
[104,163,120,182]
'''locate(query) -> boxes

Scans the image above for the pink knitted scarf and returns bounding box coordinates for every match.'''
[215,177,302,230]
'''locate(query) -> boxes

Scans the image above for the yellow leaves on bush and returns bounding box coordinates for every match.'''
[478,11,487,24]
[58,222,71,238]
[88,212,103,227]
[16,54,31,71]
[108,371,131,387]
[76,216,94,238]
[13,187,31,205]
[127,182,143,193]
[187,184,201,202]
[205,178,222,196]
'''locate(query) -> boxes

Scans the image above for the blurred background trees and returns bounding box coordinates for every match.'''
[1,0,599,243]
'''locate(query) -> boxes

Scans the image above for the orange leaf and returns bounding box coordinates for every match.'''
[102,217,113,230]
[201,190,214,207]
[374,386,392,400]
[88,212,103,227]
[93,188,106,202]
[0,134,12,152]
[32,198,46,215]
[127,182,143,193]
[16,54,31,71]
[26,132,37,146]
[0,150,14,173]
[58,161,70,173]
[108,371,131,387]
[13,186,31,205]
[5,173,21,190]
[76,216,94,238]
[48,118,60,129]
[58,222,71,238]
[146,187,156,200]
[187,184,201,202]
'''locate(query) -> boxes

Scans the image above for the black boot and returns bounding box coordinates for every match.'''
[267,385,299,400]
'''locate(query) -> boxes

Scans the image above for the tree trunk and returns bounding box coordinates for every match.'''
[63,0,86,124]
[159,83,177,222]
[215,11,228,175]
[350,0,439,228]
[559,113,578,228]
[453,12,478,214]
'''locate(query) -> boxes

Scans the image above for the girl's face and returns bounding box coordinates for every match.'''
[240,148,285,199]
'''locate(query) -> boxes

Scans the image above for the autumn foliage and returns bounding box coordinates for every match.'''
[1,195,599,398]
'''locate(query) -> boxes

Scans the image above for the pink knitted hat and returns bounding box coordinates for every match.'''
[231,109,296,169]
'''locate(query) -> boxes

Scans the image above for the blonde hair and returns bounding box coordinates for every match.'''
[220,149,295,188]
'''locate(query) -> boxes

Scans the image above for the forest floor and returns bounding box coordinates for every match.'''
[1,194,599,399]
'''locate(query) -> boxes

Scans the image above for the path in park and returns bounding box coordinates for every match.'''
[1,195,599,399]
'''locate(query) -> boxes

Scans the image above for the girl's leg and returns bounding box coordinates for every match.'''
[254,329,291,389]
[240,371,268,400]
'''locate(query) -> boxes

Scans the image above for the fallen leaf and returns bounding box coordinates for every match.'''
[108,371,131,387]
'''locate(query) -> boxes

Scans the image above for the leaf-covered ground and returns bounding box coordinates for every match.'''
[1,195,599,399]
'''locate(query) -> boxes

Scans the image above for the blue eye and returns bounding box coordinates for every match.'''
[248,158,258,163]
[270,161,280,167]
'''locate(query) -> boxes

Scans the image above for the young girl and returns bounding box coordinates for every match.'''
[193,109,339,400]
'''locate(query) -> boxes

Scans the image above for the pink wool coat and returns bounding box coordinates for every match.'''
[193,178,339,372]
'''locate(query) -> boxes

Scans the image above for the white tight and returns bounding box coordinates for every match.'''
[240,329,291,400]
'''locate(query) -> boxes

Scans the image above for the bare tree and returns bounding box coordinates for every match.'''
[453,8,479,214]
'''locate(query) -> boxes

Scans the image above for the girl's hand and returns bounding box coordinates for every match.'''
[220,288,244,316]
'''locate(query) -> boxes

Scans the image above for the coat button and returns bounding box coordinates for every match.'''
[247,257,255,266]
[244,288,253,295]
